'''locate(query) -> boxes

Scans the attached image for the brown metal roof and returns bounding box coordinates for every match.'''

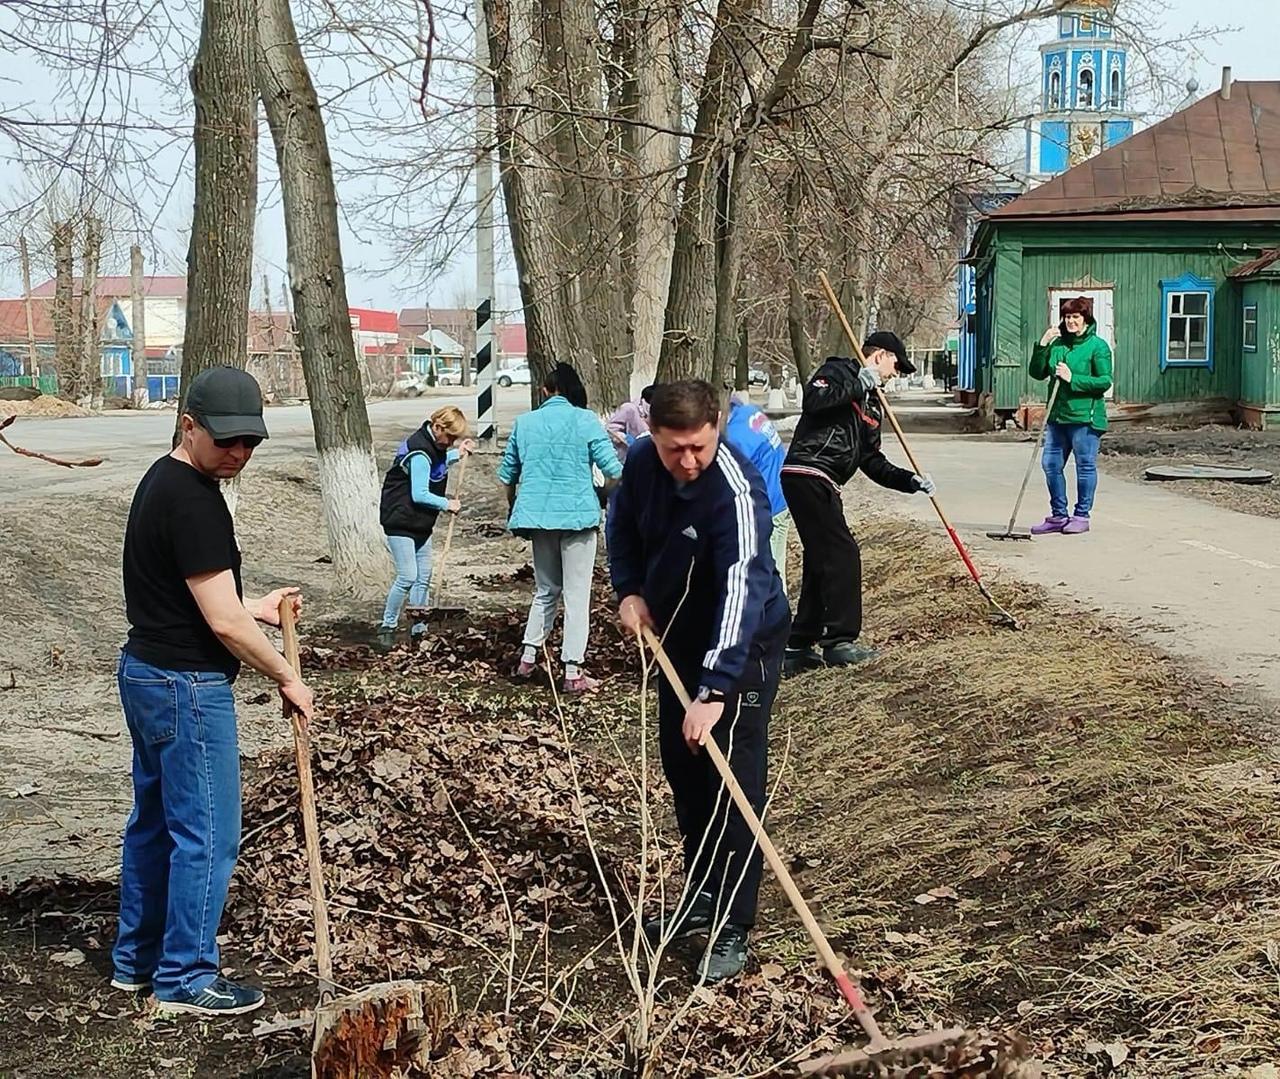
[991,81,1280,221]
[1226,248,1280,278]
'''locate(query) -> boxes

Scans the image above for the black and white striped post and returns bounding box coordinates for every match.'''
[475,298,494,442]
[474,0,496,443]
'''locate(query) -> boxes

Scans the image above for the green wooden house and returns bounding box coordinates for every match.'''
[967,78,1280,427]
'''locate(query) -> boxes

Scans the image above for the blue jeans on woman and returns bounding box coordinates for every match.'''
[1042,422,1102,518]
[381,533,433,635]
[112,652,241,1001]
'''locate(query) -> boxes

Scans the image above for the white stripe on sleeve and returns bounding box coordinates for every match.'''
[703,446,758,673]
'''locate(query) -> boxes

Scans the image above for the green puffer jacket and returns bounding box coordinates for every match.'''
[1029,321,1113,432]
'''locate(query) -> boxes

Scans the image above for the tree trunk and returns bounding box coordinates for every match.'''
[81,215,103,411]
[735,319,749,391]
[487,0,627,409]
[19,233,39,378]
[177,0,259,442]
[51,220,77,400]
[711,143,754,390]
[657,0,761,384]
[784,170,813,382]
[130,245,147,400]
[258,0,387,596]
[620,0,679,397]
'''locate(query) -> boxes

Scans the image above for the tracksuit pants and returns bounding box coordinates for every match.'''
[782,472,862,649]
[656,628,787,928]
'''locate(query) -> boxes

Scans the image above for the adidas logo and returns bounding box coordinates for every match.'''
[682,525,698,540]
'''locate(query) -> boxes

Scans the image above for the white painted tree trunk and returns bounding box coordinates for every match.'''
[258,0,387,597]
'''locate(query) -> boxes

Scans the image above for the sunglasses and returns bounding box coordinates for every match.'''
[212,434,264,450]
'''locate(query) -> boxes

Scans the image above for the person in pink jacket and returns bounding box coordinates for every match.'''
[605,385,655,465]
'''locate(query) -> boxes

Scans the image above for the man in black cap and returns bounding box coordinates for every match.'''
[780,331,935,675]
[112,365,314,1016]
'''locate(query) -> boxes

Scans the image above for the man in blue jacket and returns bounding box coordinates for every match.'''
[607,379,789,984]
[724,393,790,592]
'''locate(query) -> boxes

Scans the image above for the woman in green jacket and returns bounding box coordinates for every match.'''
[1028,296,1113,535]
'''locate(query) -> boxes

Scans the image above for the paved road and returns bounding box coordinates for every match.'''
[872,433,1280,703]
[0,391,533,503]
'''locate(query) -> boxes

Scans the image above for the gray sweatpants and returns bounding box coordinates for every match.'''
[523,528,598,666]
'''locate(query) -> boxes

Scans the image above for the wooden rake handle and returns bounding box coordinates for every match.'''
[431,452,468,605]
[279,598,335,998]
[639,627,884,1044]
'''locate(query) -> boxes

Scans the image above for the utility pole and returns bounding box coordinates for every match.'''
[18,233,38,379]
[474,0,495,441]
[130,245,147,399]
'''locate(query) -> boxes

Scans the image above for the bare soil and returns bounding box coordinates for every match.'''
[2,444,1280,1076]
[1097,425,1280,519]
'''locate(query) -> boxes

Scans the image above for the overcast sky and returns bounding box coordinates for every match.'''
[0,0,1274,316]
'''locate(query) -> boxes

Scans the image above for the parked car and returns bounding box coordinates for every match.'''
[497,362,531,388]
[392,371,429,397]
[747,367,769,387]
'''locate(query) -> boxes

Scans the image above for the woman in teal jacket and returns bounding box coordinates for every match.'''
[1028,296,1113,535]
[499,363,623,693]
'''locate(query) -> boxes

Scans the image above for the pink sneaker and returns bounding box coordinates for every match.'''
[513,659,537,680]
[562,673,601,694]
[1029,515,1069,535]
[1062,516,1091,535]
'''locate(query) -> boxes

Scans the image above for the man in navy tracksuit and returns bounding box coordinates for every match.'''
[607,379,789,984]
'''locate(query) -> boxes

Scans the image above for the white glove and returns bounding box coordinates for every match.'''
[913,473,936,496]
[857,366,881,393]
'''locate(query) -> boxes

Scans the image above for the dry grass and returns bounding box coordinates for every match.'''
[759,516,1280,1076]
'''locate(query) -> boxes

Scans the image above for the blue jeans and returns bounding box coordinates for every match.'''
[381,534,433,634]
[1042,422,1102,518]
[112,652,241,1000]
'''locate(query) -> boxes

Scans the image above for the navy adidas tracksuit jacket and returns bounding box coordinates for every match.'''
[606,437,790,695]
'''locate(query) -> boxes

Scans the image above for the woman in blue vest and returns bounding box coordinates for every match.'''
[377,406,473,645]
[499,363,622,692]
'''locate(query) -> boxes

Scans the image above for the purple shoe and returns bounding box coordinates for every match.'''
[1062,516,1091,535]
[1029,515,1069,535]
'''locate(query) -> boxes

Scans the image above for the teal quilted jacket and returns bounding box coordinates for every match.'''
[498,395,623,533]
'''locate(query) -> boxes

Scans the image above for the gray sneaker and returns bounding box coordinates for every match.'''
[156,975,264,1017]
[823,641,880,667]
[642,890,713,949]
[696,924,750,983]
[375,627,398,652]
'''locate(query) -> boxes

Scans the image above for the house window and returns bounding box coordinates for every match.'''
[1049,71,1062,109]
[1078,69,1094,108]
[1059,15,1073,35]
[1160,273,1216,370]
[1080,16,1093,32]
[1244,303,1259,352]
[1109,69,1121,108]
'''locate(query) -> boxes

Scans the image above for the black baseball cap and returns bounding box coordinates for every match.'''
[864,331,915,375]
[185,366,269,440]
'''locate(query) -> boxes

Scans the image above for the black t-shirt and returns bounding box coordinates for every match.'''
[122,455,243,679]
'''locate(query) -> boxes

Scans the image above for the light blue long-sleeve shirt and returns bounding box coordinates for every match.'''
[406,447,460,510]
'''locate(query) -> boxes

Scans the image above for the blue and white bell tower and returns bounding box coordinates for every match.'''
[1025,0,1140,181]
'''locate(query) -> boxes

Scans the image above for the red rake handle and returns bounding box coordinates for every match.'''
[640,628,883,1044]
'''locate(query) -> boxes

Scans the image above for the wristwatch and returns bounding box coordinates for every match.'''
[696,686,726,704]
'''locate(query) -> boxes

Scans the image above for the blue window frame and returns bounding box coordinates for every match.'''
[1059,15,1073,36]
[1159,273,1215,371]
[1243,303,1259,352]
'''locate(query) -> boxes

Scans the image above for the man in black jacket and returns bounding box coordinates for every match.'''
[781,331,934,675]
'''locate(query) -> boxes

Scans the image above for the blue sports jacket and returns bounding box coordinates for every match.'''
[607,438,789,695]
[724,400,787,516]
